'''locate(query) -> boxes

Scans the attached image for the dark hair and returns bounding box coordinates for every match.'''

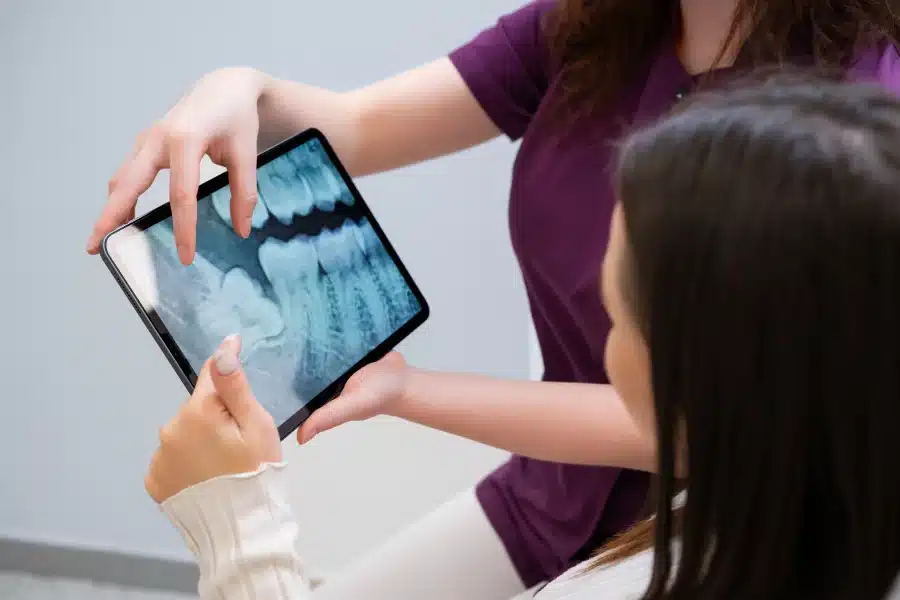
[542,0,900,121]
[608,80,900,599]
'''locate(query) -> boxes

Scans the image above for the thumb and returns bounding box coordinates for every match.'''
[209,335,257,426]
[297,386,376,445]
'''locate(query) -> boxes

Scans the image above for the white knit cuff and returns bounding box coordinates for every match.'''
[160,462,310,598]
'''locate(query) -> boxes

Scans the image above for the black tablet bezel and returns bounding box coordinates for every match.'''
[100,128,430,440]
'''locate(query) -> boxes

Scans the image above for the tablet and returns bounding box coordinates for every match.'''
[101,129,429,438]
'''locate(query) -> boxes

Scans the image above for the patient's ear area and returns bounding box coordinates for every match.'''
[601,205,690,479]
[600,205,658,449]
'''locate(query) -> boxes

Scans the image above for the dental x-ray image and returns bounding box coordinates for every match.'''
[114,137,423,427]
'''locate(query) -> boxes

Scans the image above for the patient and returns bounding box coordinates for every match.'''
[144,79,900,599]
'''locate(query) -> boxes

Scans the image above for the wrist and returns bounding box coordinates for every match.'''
[385,366,425,420]
[254,70,286,148]
[255,70,277,105]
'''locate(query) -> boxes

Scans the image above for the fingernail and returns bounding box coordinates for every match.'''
[241,215,253,238]
[214,335,241,375]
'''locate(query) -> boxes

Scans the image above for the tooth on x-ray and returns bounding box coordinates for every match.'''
[307,167,338,212]
[258,236,321,286]
[257,160,304,225]
[354,217,384,255]
[295,176,316,216]
[195,267,285,354]
[289,142,354,211]
[315,222,361,273]
[257,235,330,369]
[210,186,270,229]
[314,222,367,357]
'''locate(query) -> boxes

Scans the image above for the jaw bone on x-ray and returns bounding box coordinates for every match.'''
[140,139,421,426]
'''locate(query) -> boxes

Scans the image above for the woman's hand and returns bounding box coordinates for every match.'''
[87,67,267,265]
[296,351,410,445]
[145,335,282,503]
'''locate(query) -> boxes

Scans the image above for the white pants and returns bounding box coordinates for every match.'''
[310,488,531,600]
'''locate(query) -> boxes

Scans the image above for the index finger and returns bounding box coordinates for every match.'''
[168,136,205,265]
[224,132,260,239]
[87,141,161,253]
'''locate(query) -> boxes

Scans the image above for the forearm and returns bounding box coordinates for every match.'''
[256,58,500,177]
[392,371,657,472]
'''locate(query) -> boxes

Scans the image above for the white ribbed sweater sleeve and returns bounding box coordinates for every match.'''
[160,463,312,600]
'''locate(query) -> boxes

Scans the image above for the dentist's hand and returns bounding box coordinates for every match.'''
[297,352,410,445]
[87,67,266,265]
[145,335,281,504]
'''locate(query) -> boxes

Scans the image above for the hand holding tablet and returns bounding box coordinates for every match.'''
[101,129,429,438]
[145,335,282,504]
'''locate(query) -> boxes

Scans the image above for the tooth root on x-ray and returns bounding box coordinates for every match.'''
[295,176,316,217]
[257,172,297,225]
[292,142,351,211]
[257,236,332,386]
[312,167,340,212]
[355,217,382,256]
[339,226,383,346]
[325,165,354,207]
[268,235,334,400]
[314,223,369,355]
[355,218,420,327]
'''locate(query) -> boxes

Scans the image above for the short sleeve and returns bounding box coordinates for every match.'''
[449,1,555,140]
[873,45,900,96]
[847,43,900,96]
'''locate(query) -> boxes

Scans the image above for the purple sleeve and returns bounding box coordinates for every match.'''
[448,1,555,140]
[849,43,900,94]
[873,45,900,96]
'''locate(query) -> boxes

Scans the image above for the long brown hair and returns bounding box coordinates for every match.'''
[542,0,900,123]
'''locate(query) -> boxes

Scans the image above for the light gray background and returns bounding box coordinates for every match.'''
[0,0,536,570]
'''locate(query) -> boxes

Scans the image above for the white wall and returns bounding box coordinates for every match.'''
[0,0,530,569]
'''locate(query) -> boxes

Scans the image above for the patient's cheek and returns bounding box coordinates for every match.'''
[604,325,655,438]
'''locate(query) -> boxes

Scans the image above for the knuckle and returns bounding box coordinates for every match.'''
[135,127,152,146]
[162,122,196,147]
[259,413,277,433]
[185,403,206,424]
[158,422,175,446]
[143,125,166,150]
[165,121,191,140]
[243,190,259,206]
[186,400,213,429]
[171,188,190,206]
[170,182,194,207]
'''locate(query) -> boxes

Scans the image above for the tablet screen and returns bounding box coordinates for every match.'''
[106,134,426,431]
